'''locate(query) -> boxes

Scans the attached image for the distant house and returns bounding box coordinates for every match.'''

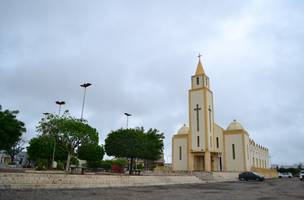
[15,152,29,167]
[0,151,29,168]
[0,150,11,166]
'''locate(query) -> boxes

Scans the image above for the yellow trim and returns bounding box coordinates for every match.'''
[211,94,215,151]
[204,88,208,151]
[223,133,227,171]
[173,134,188,138]
[241,133,247,171]
[190,151,205,155]
[172,137,174,171]
[189,84,213,94]
[224,130,248,135]
[188,90,192,171]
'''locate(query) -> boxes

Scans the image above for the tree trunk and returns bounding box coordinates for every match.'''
[129,157,134,175]
[10,155,14,163]
[65,152,71,171]
[144,159,148,171]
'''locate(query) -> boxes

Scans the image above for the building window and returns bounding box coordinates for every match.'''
[179,146,182,160]
[216,137,219,148]
[196,77,199,85]
[232,144,236,159]
[197,136,200,147]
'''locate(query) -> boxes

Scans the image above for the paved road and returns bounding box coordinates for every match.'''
[1,178,304,200]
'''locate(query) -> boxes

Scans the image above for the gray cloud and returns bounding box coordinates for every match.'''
[1,0,303,164]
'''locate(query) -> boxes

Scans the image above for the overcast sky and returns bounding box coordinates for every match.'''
[1,0,303,165]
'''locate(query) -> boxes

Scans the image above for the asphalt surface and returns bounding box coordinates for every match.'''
[1,178,304,200]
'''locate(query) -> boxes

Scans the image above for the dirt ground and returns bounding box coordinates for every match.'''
[1,178,304,200]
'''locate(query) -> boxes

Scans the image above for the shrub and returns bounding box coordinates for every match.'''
[278,168,301,176]
[87,160,102,170]
[112,158,127,167]
[70,157,79,167]
[78,143,104,161]
[100,160,112,171]
[36,159,48,170]
[136,163,143,170]
[56,161,65,170]
[112,164,124,173]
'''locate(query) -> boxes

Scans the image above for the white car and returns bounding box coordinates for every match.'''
[278,172,293,178]
[300,171,304,181]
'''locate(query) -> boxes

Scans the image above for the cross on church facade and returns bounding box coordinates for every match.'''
[208,106,212,131]
[194,104,202,131]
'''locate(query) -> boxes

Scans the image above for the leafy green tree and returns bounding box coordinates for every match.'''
[6,139,25,163]
[27,135,68,168]
[105,128,144,174]
[142,128,164,169]
[0,106,26,154]
[142,128,164,160]
[278,167,301,176]
[36,111,99,171]
[78,143,104,162]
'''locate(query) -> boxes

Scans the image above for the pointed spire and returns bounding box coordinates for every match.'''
[195,54,205,75]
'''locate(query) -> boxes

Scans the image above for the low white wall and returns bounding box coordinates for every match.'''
[0,173,202,189]
[211,172,239,181]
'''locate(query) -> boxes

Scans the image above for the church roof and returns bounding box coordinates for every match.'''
[195,59,205,75]
[177,124,189,134]
[226,119,245,131]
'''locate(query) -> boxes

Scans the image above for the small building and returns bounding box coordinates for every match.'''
[0,150,11,166]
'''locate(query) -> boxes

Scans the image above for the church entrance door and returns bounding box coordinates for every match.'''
[211,153,222,171]
[194,156,204,171]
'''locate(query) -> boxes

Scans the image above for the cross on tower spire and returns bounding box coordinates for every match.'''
[195,54,205,75]
[198,53,202,60]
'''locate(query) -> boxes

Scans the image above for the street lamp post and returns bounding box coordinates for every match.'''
[55,101,65,116]
[124,113,132,129]
[80,83,92,121]
[52,101,65,168]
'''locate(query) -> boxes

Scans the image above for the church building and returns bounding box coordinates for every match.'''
[172,57,271,172]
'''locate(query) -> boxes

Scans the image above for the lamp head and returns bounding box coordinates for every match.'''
[55,101,65,105]
[80,83,92,88]
[124,113,132,117]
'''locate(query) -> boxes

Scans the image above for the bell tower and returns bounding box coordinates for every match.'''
[188,55,214,171]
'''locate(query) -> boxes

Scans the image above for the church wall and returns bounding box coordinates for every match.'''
[172,136,188,171]
[224,133,245,172]
[249,141,270,169]
[213,124,225,170]
[243,133,251,171]
[189,91,206,151]
[213,124,224,153]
